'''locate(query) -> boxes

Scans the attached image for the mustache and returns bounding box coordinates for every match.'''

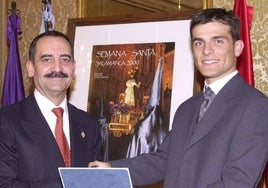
[44,71,68,78]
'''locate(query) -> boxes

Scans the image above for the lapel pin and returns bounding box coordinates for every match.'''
[81,131,86,138]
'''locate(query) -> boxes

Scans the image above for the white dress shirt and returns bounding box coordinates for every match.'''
[34,89,70,146]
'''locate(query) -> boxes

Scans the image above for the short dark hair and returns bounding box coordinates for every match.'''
[29,30,74,62]
[190,8,241,42]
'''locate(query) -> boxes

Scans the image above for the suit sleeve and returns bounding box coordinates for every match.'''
[109,132,170,186]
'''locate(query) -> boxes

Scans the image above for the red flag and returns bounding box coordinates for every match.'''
[233,0,254,86]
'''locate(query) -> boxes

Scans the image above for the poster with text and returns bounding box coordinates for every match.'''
[87,42,175,161]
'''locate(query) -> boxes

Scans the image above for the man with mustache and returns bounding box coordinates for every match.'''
[89,8,268,188]
[0,31,102,187]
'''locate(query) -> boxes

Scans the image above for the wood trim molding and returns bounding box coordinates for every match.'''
[114,0,212,12]
[114,0,179,12]
[0,0,7,104]
[77,0,87,18]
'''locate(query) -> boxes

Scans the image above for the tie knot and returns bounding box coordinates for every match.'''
[52,107,64,118]
[198,86,215,122]
[204,86,215,98]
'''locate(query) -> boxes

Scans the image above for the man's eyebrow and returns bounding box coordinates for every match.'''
[192,35,227,42]
[212,36,226,40]
[192,37,204,42]
[40,54,53,59]
[60,54,72,59]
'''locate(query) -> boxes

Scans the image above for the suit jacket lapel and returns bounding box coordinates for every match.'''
[188,96,226,147]
[185,74,242,151]
[21,94,65,171]
[183,94,203,146]
[68,103,88,166]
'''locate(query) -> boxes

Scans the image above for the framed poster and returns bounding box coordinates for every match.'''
[67,10,200,161]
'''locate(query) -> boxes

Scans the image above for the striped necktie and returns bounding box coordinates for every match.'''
[198,86,215,121]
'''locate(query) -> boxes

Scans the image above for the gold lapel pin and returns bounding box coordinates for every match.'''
[81,131,86,138]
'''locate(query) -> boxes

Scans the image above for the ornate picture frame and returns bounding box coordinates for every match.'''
[66,10,199,128]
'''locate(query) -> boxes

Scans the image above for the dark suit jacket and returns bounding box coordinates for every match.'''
[0,94,102,188]
[110,74,268,188]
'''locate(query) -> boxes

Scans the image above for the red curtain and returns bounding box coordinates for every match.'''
[233,0,254,86]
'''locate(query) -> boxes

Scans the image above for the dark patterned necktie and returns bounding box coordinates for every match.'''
[198,86,215,121]
[52,107,71,167]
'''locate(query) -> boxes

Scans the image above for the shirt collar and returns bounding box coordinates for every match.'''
[204,70,238,95]
[34,89,68,116]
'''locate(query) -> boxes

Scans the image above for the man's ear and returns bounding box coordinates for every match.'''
[234,40,245,57]
[26,60,34,77]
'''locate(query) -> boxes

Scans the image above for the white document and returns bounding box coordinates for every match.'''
[59,167,133,188]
